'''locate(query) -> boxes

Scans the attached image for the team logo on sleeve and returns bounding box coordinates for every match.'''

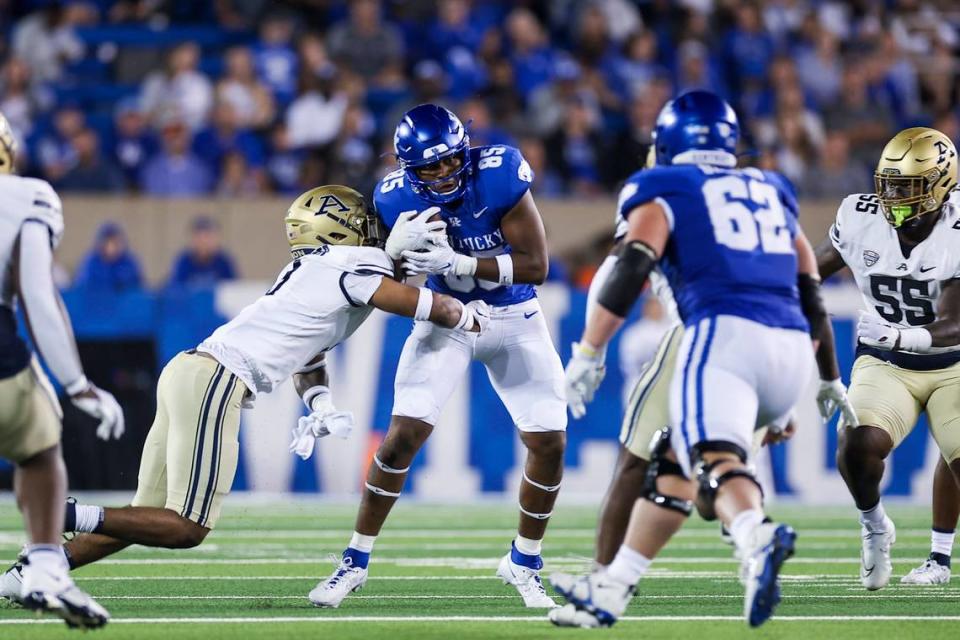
[518,159,533,183]
[863,250,879,267]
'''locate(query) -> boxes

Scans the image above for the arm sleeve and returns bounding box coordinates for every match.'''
[584,254,619,358]
[17,221,86,390]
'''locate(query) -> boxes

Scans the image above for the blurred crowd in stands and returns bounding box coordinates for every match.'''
[0,0,957,202]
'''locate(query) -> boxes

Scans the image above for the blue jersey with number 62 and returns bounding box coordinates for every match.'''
[618,164,808,331]
[374,145,537,306]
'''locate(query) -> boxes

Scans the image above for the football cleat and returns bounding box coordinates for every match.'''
[496,549,557,608]
[20,561,109,628]
[549,570,634,627]
[548,602,606,628]
[901,555,951,585]
[0,560,24,604]
[309,553,367,608]
[741,522,796,627]
[860,516,896,590]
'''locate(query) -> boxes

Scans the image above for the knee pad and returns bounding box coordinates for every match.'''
[641,428,693,516]
[691,441,763,521]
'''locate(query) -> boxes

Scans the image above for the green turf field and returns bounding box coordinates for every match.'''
[0,499,957,639]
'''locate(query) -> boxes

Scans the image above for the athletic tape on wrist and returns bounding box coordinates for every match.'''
[374,454,410,474]
[495,254,514,286]
[414,287,433,321]
[65,375,90,396]
[454,301,475,331]
[454,254,478,277]
[302,385,331,412]
[522,470,561,493]
[899,327,933,352]
[365,482,402,498]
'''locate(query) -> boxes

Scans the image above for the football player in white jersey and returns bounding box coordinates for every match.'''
[0,185,485,593]
[0,111,123,628]
[816,127,960,590]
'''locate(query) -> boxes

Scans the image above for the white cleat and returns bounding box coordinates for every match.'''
[309,554,368,608]
[0,561,24,604]
[901,557,951,585]
[20,562,109,628]
[496,551,557,608]
[548,570,633,627]
[860,516,896,591]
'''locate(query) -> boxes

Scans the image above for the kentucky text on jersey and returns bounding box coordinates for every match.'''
[618,164,809,332]
[374,145,535,306]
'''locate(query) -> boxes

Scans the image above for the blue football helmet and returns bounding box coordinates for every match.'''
[393,104,472,204]
[653,90,739,167]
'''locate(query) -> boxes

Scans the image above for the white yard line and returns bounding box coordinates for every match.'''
[82,556,870,566]
[85,594,958,600]
[71,573,870,582]
[3,615,960,625]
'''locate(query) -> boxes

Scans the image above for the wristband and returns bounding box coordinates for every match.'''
[453,254,478,277]
[495,254,514,286]
[414,287,433,321]
[66,375,90,396]
[453,301,476,331]
[302,385,332,412]
[898,327,933,352]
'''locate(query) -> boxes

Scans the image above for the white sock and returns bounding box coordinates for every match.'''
[729,508,765,551]
[606,545,651,586]
[349,531,377,553]
[75,505,104,533]
[859,501,888,530]
[25,544,68,572]
[514,535,542,556]
[932,529,955,557]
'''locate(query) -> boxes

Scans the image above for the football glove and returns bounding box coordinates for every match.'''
[856,311,900,350]
[564,342,606,419]
[70,384,125,441]
[459,299,491,333]
[401,235,477,277]
[384,207,448,260]
[816,378,859,428]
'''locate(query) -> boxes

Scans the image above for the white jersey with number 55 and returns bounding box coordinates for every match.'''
[830,190,960,359]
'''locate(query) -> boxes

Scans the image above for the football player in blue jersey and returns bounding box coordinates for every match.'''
[311,104,566,609]
[550,91,836,628]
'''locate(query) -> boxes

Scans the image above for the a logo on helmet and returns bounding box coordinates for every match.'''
[313,194,350,216]
[423,143,451,159]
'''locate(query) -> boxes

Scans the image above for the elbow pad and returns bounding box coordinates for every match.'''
[596,241,657,318]
[798,273,828,338]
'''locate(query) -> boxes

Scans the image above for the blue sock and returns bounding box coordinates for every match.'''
[510,542,542,570]
[343,547,370,569]
[64,501,76,532]
[930,552,951,568]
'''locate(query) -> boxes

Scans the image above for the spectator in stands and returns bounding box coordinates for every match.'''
[723,2,775,99]
[518,136,563,197]
[326,0,405,82]
[31,105,85,183]
[11,2,91,85]
[824,62,895,171]
[265,123,305,194]
[74,222,143,291]
[168,216,237,287]
[217,46,276,131]
[285,65,347,150]
[382,60,451,137]
[140,42,213,131]
[252,12,299,106]
[193,100,264,180]
[768,111,817,186]
[113,97,157,189]
[139,113,213,196]
[674,40,726,97]
[217,150,265,196]
[457,98,514,148]
[0,58,47,146]
[546,96,604,196]
[795,28,843,108]
[425,0,484,61]
[505,8,556,101]
[527,57,593,139]
[327,103,378,197]
[614,30,668,102]
[57,129,125,193]
[602,87,667,186]
[799,130,872,198]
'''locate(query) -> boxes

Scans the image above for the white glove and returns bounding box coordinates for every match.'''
[564,342,606,419]
[71,384,125,441]
[401,235,477,277]
[385,207,448,260]
[856,311,900,350]
[289,389,354,461]
[816,378,859,428]
[461,299,491,333]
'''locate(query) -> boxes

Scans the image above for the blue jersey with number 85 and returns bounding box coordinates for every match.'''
[619,164,808,331]
[374,145,537,306]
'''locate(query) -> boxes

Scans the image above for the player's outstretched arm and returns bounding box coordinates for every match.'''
[814,233,847,282]
[14,221,125,440]
[369,278,482,332]
[565,202,667,418]
[798,231,857,426]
